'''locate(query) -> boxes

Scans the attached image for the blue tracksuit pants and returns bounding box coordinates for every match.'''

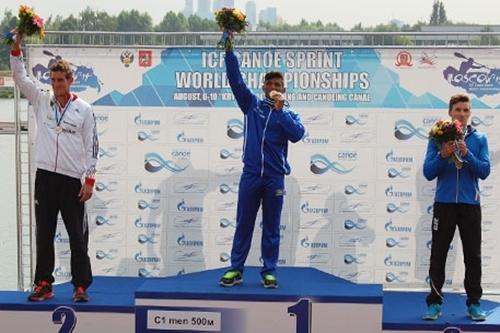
[230,171,284,276]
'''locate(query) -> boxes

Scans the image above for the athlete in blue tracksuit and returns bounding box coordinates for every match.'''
[219,49,305,288]
[422,93,490,321]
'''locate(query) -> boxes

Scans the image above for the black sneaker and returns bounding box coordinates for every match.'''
[72,286,89,302]
[219,270,243,287]
[261,274,278,288]
[28,280,54,301]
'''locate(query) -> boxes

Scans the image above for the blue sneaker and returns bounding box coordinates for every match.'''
[422,303,442,320]
[468,304,486,321]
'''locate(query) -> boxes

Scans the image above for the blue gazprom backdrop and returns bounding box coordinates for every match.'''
[28,46,500,289]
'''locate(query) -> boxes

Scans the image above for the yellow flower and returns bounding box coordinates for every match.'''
[19,4,33,15]
[233,9,246,22]
[437,130,443,136]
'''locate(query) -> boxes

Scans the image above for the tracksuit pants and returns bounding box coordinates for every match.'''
[230,172,285,276]
[34,169,92,288]
[426,202,482,306]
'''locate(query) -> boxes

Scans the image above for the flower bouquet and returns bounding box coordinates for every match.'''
[214,7,249,51]
[429,119,465,169]
[2,5,45,45]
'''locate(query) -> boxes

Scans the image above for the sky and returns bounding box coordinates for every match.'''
[1,0,499,29]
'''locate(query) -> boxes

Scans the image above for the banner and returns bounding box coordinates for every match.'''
[28,46,500,289]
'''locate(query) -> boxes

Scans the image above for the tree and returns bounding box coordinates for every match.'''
[79,7,117,31]
[156,11,188,32]
[430,1,448,25]
[438,1,448,24]
[430,1,439,25]
[116,10,153,32]
[0,10,17,70]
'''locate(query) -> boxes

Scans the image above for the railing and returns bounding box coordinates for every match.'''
[29,31,500,47]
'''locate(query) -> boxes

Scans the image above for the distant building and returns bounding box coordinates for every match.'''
[197,0,212,19]
[213,0,234,11]
[183,0,194,17]
[245,1,257,30]
[259,7,277,26]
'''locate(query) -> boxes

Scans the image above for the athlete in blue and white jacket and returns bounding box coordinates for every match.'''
[219,49,305,288]
[422,93,490,321]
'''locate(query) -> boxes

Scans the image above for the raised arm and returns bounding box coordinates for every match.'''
[9,32,42,106]
[225,50,257,114]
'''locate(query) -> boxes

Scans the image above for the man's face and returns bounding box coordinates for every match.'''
[50,71,73,98]
[449,101,471,127]
[262,77,285,98]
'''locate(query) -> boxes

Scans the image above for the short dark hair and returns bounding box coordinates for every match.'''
[49,59,73,79]
[449,93,470,112]
[264,71,284,82]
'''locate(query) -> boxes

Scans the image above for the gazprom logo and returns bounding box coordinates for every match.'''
[384,255,411,267]
[134,217,161,229]
[176,234,204,247]
[301,132,330,144]
[134,113,161,126]
[176,131,205,144]
[385,149,414,163]
[134,182,161,195]
[310,154,354,175]
[54,266,72,278]
[301,202,328,214]
[385,185,413,198]
[394,120,428,140]
[300,236,329,249]
[344,218,367,230]
[144,153,187,173]
[220,148,242,159]
[384,220,412,233]
[345,114,368,126]
[227,119,244,139]
[134,251,161,263]
[176,199,203,213]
